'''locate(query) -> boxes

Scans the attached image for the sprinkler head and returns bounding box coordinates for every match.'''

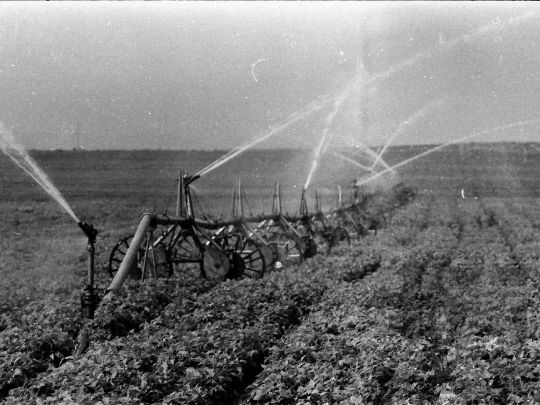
[184,174,200,186]
[78,222,98,244]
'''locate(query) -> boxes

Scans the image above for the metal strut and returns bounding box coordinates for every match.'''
[183,173,200,220]
[272,181,283,215]
[231,178,244,218]
[299,188,309,216]
[177,170,185,217]
[315,189,322,213]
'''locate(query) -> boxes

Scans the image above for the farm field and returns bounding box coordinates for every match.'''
[1,143,540,403]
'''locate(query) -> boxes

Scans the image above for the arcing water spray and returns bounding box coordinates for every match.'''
[355,118,540,189]
[195,95,332,178]
[0,121,80,222]
[331,150,374,172]
[370,99,446,171]
[366,11,536,89]
[345,136,394,172]
[304,85,354,190]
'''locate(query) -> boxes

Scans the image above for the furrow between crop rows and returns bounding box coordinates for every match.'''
[0,273,219,400]
[236,196,540,404]
[2,194,540,403]
[3,265,328,404]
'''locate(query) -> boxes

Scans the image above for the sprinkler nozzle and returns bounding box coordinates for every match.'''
[78,222,98,244]
[184,174,200,186]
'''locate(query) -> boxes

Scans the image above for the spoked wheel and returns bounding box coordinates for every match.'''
[266,231,304,268]
[238,238,266,279]
[108,234,173,280]
[108,235,143,279]
[212,233,266,280]
[145,242,173,279]
[168,229,204,277]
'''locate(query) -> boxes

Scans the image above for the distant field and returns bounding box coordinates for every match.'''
[1,142,539,215]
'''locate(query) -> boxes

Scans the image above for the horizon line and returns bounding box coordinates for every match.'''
[22,140,540,153]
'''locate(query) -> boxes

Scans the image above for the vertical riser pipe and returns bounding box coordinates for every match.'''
[104,213,153,300]
[88,248,94,287]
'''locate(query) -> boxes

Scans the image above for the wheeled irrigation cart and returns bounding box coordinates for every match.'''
[108,177,311,286]
[105,172,405,299]
[108,175,271,285]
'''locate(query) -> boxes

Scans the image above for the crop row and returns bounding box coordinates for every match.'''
[0,272,218,400]
[237,197,540,404]
[3,263,328,404]
[3,194,540,403]
[236,203,460,404]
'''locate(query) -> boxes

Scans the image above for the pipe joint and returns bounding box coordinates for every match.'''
[140,212,157,228]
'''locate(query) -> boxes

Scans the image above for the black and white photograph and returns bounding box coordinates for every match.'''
[1,2,540,403]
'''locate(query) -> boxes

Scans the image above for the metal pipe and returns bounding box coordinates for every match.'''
[185,174,200,186]
[184,173,196,219]
[154,213,280,229]
[78,222,99,319]
[104,213,154,300]
[88,240,95,287]
[151,198,375,230]
[152,211,340,229]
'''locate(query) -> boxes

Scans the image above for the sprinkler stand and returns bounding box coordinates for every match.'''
[78,222,99,319]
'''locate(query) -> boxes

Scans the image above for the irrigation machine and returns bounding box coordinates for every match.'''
[106,173,322,294]
[76,170,413,321]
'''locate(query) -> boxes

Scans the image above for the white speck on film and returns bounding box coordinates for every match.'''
[250,59,267,82]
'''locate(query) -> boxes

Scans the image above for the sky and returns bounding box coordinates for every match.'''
[0,2,539,150]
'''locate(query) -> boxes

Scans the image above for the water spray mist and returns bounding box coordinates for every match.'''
[369,99,446,171]
[0,121,80,223]
[195,95,332,178]
[355,118,540,189]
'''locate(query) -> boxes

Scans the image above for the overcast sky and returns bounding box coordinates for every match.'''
[1,2,539,150]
